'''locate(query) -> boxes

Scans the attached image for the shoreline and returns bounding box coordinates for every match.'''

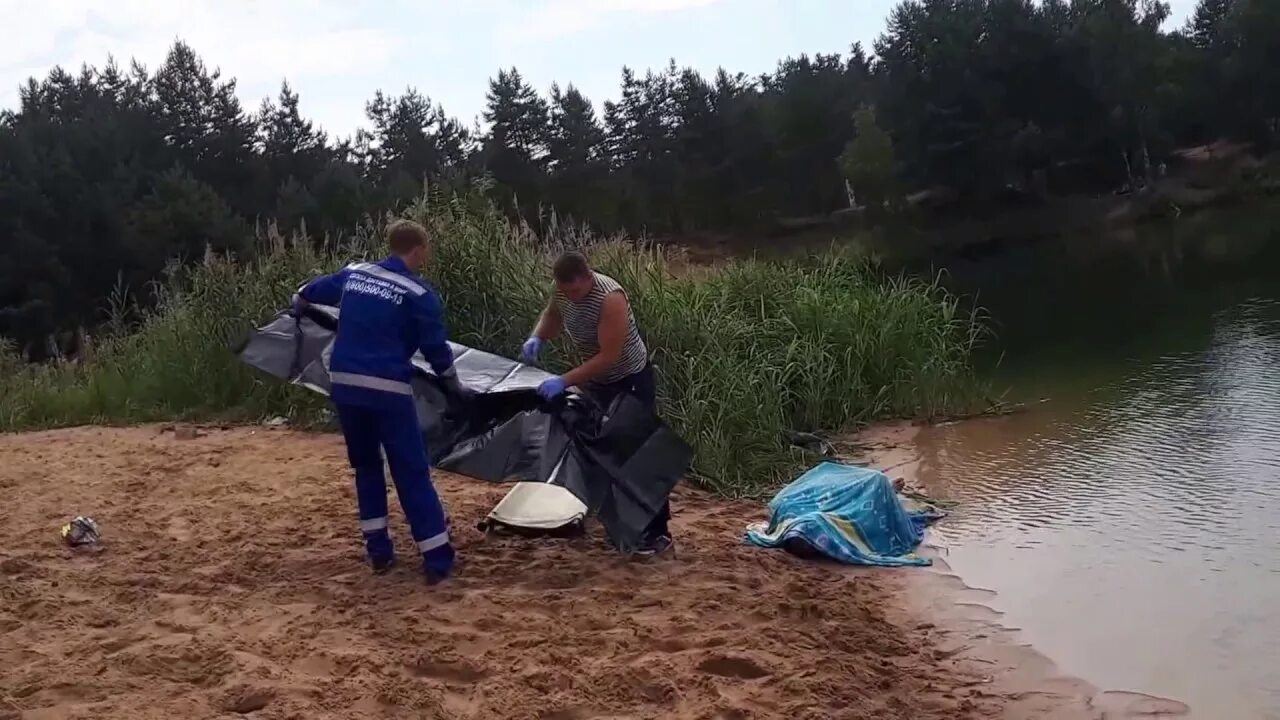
[851,421,1193,719]
[0,424,1092,719]
[663,146,1277,272]
[0,422,1194,718]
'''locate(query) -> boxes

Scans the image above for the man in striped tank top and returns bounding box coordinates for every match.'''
[520,251,673,556]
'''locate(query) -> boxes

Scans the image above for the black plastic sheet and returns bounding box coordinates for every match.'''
[237,305,692,553]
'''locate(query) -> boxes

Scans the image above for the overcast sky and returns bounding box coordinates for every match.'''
[2,0,1199,141]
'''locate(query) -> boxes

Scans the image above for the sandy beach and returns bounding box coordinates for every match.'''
[2,425,1121,719]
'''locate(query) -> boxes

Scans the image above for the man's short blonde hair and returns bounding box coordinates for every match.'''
[387,219,430,255]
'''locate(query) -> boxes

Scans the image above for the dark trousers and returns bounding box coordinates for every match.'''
[588,364,671,539]
[591,363,657,409]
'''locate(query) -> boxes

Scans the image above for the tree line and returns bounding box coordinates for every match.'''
[1,0,1277,355]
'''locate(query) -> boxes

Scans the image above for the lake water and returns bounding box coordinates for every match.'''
[914,203,1280,719]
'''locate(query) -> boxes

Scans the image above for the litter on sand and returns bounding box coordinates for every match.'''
[60,516,101,548]
[745,462,945,566]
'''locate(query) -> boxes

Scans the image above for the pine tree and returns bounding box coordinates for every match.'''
[481,68,550,216]
[151,41,258,213]
[547,84,608,224]
[361,88,471,206]
[1189,0,1232,48]
[259,81,330,185]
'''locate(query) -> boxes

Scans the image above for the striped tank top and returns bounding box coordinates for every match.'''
[555,272,649,384]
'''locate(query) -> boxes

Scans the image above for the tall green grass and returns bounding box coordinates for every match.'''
[0,190,987,494]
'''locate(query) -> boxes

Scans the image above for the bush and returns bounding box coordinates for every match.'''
[0,189,987,495]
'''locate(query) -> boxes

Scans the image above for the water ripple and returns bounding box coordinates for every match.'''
[915,298,1280,719]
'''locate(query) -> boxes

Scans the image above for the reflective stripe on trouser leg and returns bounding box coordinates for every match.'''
[360,516,389,533]
[375,397,451,560]
[417,531,450,552]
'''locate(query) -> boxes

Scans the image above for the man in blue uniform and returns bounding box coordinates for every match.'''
[294,219,465,583]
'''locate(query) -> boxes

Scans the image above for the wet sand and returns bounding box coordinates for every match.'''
[3,425,1110,719]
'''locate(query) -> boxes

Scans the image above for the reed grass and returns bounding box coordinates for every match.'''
[0,188,987,494]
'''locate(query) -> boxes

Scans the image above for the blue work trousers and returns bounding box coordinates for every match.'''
[335,396,454,575]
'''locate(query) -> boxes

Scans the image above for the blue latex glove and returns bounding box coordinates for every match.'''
[520,337,543,364]
[537,376,567,401]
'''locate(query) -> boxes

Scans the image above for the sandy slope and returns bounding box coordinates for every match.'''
[3,425,1068,719]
